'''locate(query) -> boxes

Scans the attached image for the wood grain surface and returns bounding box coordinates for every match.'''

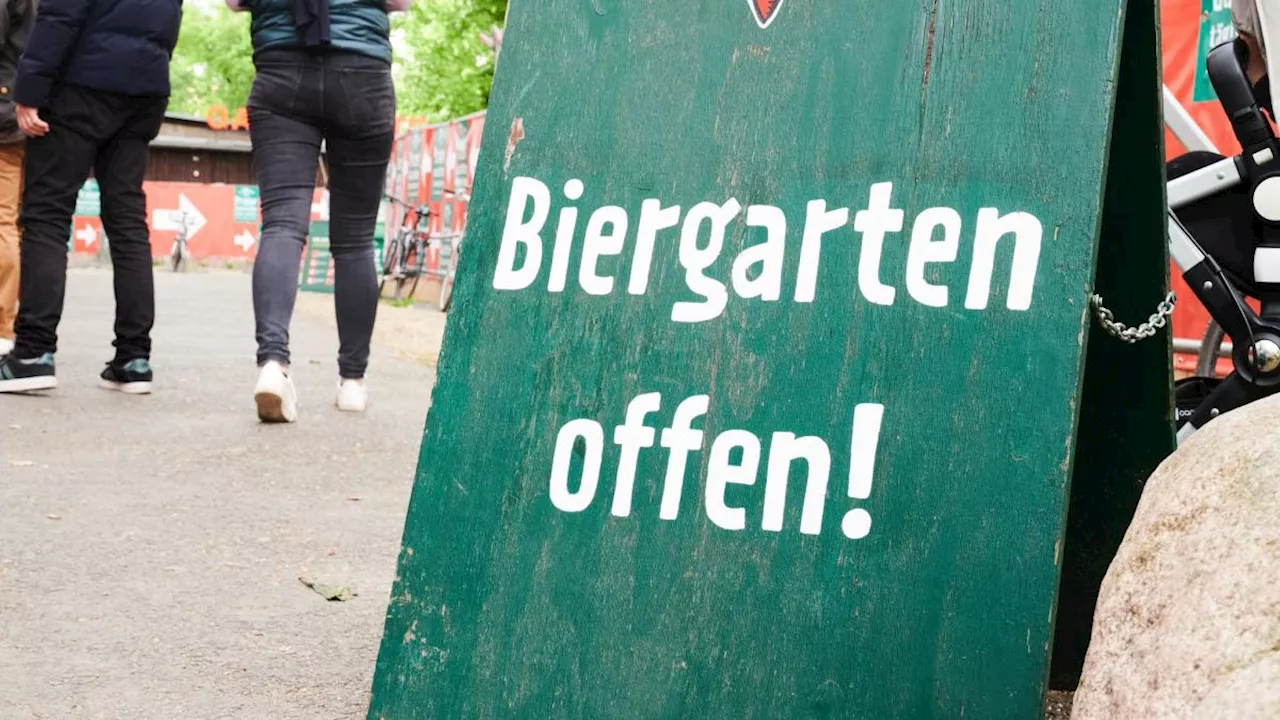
[370,1,1169,717]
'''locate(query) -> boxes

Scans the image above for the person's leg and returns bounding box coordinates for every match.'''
[248,64,322,372]
[323,54,396,382]
[97,95,167,365]
[0,143,23,351]
[11,87,103,359]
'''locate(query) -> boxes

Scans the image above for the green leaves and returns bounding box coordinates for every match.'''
[168,0,508,121]
[169,6,256,116]
[392,0,507,119]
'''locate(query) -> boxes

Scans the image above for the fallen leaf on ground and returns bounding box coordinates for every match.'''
[46,514,61,520]
[298,576,356,602]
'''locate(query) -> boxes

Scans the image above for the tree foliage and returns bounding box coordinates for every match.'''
[393,0,507,120]
[168,0,507,122]
[169,5,256,116]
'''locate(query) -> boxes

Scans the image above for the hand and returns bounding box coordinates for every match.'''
[16,105,49,138]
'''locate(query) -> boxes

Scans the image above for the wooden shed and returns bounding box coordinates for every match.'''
[148,113,326,186]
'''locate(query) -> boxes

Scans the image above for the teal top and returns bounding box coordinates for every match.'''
[243,0,393,64]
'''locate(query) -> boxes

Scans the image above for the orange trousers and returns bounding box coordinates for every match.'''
[0,142,21,340]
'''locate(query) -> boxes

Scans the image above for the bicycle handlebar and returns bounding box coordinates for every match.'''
[384,191,470,212]
[383,194,434,217]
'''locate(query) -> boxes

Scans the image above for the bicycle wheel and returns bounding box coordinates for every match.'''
[437,273,454,312]
[399,238,425,302]
[380,237,403,298]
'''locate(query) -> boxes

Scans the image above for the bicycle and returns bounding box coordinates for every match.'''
[380,195,432,302]
[381,193,467,311]
[170,210,190,273]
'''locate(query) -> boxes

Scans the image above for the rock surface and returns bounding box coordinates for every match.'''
[1072,395,1280,719]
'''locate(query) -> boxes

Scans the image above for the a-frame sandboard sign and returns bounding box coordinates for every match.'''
[369,0,1175,717]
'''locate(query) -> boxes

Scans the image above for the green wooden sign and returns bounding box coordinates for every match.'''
[370,0,1173,717]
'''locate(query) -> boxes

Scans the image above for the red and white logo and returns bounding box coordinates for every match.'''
[749,0,784,28]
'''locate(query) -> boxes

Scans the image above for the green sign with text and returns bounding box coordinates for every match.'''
[1194,0,1238,102]
[370,1,1173,717]
[234,185,260,223]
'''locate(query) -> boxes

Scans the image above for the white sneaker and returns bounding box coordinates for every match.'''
[0,337,13,356]
[254,361,298,423]
[336,378,368,413]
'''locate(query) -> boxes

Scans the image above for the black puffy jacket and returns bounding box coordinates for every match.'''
[14,0,183,109]
[1,0,35,142]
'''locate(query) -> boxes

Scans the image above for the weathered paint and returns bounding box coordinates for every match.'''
[370,1,1170,717]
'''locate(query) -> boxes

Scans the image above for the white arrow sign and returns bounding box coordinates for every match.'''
[75,224,98,247]
[233,229,257,252]
[151,193,207,240]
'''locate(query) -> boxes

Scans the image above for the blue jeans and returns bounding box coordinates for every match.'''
[248,50,395,379]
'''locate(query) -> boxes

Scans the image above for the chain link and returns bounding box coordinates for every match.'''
[1091,292,1177,344]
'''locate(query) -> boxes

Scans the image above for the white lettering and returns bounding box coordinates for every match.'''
[629,199,682,295]
[547,179,584,292]
[795,200,849,303]
[732,205,787,301]
[762,433,832,535]
[494,177,1048,318]
[548,393,886,540]
[906,207,962,308]
[579,206,629,296]
[965,209,1043,311]
[854,182,904,306]
[672,200,741,323]
[705,430,761,531]
[493,176,549,291]
[549,418,604,513]
[611,392,662,517]
[659,395,710,520]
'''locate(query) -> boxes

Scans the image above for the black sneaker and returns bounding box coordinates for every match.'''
[0,353,57,393]
[99,358,154,395]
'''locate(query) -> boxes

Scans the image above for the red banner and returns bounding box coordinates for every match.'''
[71,182,327,260]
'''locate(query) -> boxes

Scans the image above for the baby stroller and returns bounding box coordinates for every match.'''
[1168,30,1280,444]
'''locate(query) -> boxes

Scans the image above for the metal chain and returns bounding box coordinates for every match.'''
[1090,291,1177,344]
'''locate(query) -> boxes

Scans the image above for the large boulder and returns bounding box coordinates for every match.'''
[1072,394,1280,719]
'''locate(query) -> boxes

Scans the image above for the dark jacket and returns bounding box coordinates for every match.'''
[246,0,392,64]
[0,0,35,143]
[14,0,184,109]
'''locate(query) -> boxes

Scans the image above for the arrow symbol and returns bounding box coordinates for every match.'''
[76,224,98,247]
[151,193,208,240]
[233,229,257,251]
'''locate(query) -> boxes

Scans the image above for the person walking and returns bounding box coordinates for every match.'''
[0,0,183,394]
[227,0,408,422]
[0,0,34,359]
